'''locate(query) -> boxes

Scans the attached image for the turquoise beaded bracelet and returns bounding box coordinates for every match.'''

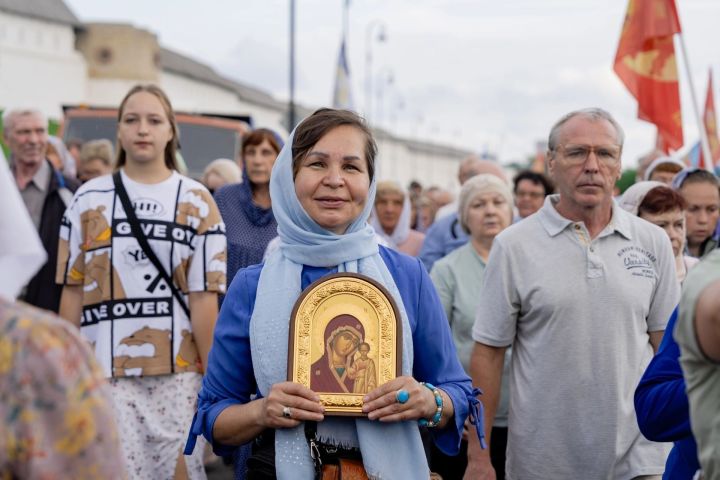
[418,382,443,428]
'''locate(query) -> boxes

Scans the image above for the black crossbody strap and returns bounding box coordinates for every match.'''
[113,172,190,318]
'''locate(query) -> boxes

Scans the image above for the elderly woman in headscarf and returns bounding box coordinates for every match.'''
[619,181,698,283]
[429,174,514,480]
[185,108,482,479]
[370,180,425,256]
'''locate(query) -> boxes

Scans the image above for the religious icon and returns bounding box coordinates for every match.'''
[288,273,401,415]
[348,342,377,394]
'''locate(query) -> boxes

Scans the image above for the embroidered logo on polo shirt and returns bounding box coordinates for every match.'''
[616,246,657,279]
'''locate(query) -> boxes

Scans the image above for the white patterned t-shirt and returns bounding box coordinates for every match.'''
[57,170,226,378]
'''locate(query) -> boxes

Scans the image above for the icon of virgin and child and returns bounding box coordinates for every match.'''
[310,314,377,394]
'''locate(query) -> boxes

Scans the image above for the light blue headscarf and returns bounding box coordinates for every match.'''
[249,123,428,479]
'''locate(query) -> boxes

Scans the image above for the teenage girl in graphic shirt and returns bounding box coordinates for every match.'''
[59,84,223,479]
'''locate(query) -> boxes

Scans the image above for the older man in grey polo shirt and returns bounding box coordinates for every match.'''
[464,108,679,480]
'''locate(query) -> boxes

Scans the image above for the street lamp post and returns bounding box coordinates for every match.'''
[364,20,386,125]
[375,66,394,129]
[288,0,296,130]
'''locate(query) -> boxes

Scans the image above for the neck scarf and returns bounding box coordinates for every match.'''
[370,194,411,250]
[249,127,427,479]
[237,168,275,227]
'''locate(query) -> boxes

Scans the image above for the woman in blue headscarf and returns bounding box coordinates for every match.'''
[185,109,481,479]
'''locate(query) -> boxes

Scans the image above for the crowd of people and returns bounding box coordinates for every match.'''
[1,84,719,480]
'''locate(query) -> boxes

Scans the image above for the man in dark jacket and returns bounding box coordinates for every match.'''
[4,109,78,312]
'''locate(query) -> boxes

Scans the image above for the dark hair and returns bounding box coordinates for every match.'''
[115,84,180,171]
[513,170,554,195]
[639,186,687,216]
[242,128,283,157]
[292,108,377,181]
[678,169,720,190]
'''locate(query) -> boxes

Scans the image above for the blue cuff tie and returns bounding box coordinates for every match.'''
[183,410,204,455]
[468,387,487,449]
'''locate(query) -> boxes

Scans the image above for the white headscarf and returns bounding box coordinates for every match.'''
[618,181,665,215]
[643,156,685,181]
[0,151,46,299]
[370,181,411,249]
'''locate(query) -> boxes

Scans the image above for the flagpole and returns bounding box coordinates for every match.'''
[288,0,296,130]
[677,33,713,172]
[343,0,350,42]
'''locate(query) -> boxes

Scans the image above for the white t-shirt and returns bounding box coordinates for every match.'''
[57,170,226,378]
[473,195,679,480]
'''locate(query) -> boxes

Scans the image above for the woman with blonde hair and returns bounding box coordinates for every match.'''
[58,84,226,479]
[78,139,114,183]
[430,173,514,479]
[201,158,241,194]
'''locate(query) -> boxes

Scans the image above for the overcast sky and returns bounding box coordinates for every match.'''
[64,0,720,169]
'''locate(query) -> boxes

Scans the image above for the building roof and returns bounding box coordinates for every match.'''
[0,0,81,27]
[160,47,287,112]
[6,3,469,157]
[374,129,472,158]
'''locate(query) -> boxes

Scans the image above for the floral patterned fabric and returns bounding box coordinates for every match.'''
[109,372,206,480]
[0,298,125,479]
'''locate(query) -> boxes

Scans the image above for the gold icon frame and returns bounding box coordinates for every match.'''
[288,273,401,415]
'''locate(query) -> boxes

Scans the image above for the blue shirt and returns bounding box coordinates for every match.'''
[635,307,700,480]
[418,213,468,272]
[187,246,474,457]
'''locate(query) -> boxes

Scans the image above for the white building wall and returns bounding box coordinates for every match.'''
[160,72,287,135]
[0,14,469,189]
[376,136,463,193]
[85,78,144,107]
[0,11,86,118]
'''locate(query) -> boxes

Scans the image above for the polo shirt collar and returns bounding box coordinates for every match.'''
[29,159,51,193]
[538,194,633,240]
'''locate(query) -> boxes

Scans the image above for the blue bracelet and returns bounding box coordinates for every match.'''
[418,382,443,428]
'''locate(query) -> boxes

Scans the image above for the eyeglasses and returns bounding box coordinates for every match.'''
[554,144,621,166]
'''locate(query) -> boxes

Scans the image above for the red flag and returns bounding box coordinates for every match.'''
[699,70,720,169]
[614,0,683,152]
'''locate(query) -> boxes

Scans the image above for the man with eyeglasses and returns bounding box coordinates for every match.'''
[512,170,554,221]
[465,108,679,480]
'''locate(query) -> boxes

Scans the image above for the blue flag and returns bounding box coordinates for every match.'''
[332,38,354,110]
